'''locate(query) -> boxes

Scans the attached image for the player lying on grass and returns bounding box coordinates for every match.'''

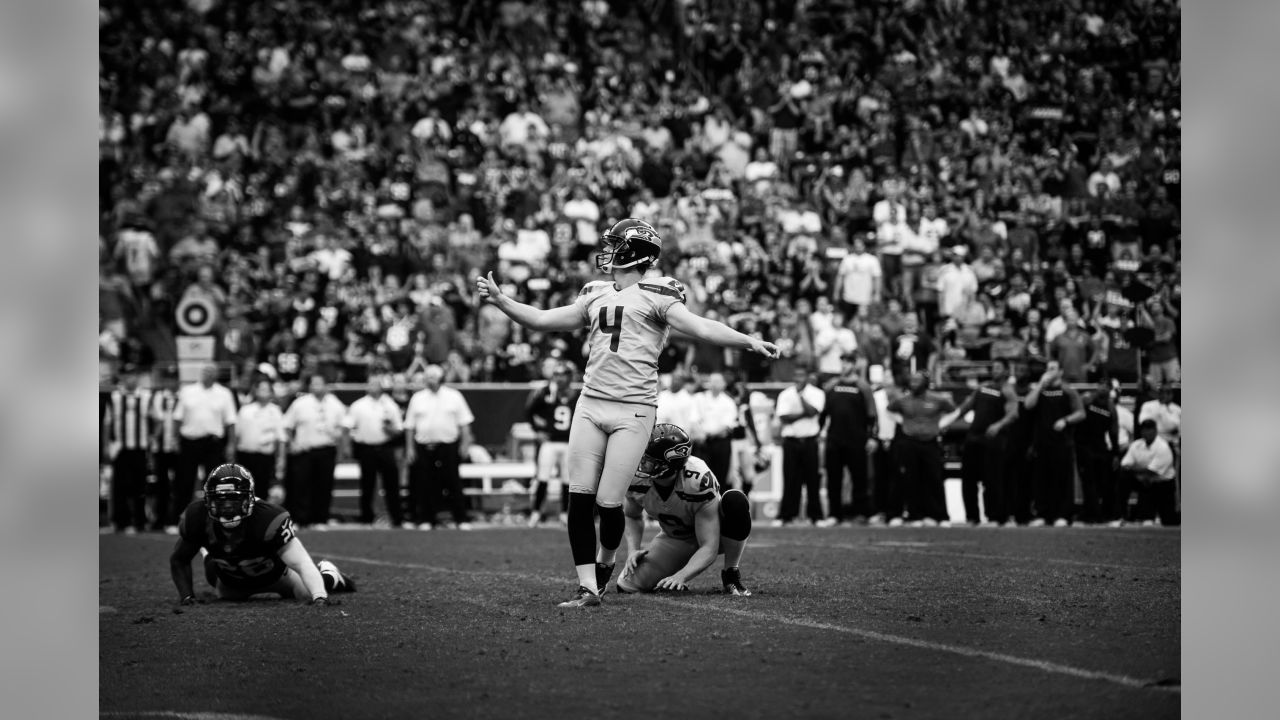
[169,464,356,606]
[607,424,753,596]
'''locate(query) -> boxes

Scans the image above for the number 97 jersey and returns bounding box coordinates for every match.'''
[627,456,720,542]
[573,277,686,407]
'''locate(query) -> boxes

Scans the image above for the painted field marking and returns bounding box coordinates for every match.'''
[100,707,290,712]
[318,553,1179,694]
[772,540,1179,573]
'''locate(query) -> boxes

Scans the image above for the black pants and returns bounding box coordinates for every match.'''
[1076,444,1115,523]
[354,442,402,525]
[1117,472,1180,526]
[696,436,734,491]
[111,448,148,531]
[779,437,821,522]
[1031,441,1074,523]
[285,446,337,526]
[235,451,275,500]
[411,442,468,525]
[174,436,225,524]
[825,440,871,521]
[150,451,178,530]
[872,438,903,519]
[1004,436,1035,524]
[961,436,1008,524]
[898,436,948,522]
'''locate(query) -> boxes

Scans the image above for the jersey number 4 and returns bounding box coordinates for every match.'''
[598,306,624,352]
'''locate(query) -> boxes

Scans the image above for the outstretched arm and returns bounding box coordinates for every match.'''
[666,303,779,358]
[279,539,328,603]
[169,537,201,603]
[475,272,585,332]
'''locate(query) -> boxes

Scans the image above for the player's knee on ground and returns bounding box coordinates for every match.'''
[617,535,692,593]
[720,489,752,542]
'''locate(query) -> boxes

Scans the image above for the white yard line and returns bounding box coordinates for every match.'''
[319,552,1179,694]
[772,540,1179,573]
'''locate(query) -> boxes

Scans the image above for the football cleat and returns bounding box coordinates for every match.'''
[557,586,602,608]
[318,560,357,593]
[722,568,752,596]
[595,563,616,595]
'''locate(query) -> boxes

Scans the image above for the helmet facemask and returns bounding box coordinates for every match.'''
[208,490,254,528]
[204,464,256,529]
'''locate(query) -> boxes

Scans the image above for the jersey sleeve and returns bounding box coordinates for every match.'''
[177,501,208,547]
[675,458,718,504]
[259,504,298,554]
[636,277,686,320]
[572,281,608,323]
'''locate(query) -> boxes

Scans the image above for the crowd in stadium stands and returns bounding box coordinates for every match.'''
[98,0,1181,530]
[98,0,1180,395]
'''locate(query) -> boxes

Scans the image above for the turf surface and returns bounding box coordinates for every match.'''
[100,524,1180,720]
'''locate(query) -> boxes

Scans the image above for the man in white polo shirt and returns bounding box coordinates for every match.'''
[282,374,347,529]
[1117,419,1179,527]
[404,365,475,530]
[234,378,285,501]
[345,375,406,528]
[834,235,882,319]
[171,364,237,529]
[692,373,740,491]
[774,367,826,525]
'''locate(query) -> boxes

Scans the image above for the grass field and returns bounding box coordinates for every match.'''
[100,523,1180,720]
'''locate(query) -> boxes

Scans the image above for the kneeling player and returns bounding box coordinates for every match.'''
[169,464,357,606]
[611,424,753,596]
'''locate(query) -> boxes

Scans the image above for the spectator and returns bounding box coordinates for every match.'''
[1076,378,1122,525]
[774,368,826,526]
[1049,305,1098,383]
[1141,300,1180,385]
[948,359,1020,526]
[936,247,979,328]
[1139,384,1182,445]
[833,235,882,318]
[282,373,347,530]
[171,364,237,531]
[887,372,956,527]
[345,375,406,528]
[234,378,286,501]
[818,354,877,526]
[1023,362,1086,527]
[692,373,740,491]
[404,365,475,531]
[1117,419,1180,527]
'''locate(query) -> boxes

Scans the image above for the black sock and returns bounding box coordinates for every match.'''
[720,489,752,541]
[567,492,598,566]
[597,504,624,552]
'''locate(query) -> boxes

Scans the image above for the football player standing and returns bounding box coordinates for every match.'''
[477,219,778,606]
[615,424,753,596]
[169,464,357,606]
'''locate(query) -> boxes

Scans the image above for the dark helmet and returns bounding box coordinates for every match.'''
[637,423,693,479]
[204,464,256,528]
[596,218,662,273]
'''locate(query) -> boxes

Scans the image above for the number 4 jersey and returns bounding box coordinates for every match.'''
[627,455,720,542]
[573,277,686,407]
[179,499,297,589]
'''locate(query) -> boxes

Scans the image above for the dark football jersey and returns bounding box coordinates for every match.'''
[526,384,579,443]
[179,499,297,589]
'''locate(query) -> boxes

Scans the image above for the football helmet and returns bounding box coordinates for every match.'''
[204,464,256,528]
[596,218,662,273]
[636,423,693,479]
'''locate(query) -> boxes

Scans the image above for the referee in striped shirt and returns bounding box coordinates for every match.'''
[102,367,151,533]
